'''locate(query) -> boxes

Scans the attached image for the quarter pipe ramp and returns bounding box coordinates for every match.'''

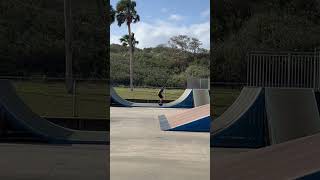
[211,87,267,148]
[110,87,194,108]
[211,87,320,148]
[0,80,108,144]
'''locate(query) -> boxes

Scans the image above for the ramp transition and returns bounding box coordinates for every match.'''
[110,88,210,108]
[0,80,108,144]
[211,87,320,148]
[213,133,320,179]
[159,104,210,132]
[110,87,194,108]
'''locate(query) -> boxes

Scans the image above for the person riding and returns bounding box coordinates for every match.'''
[158,87,165,106]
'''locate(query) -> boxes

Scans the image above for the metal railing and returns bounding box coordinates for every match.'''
[247,50,320,89]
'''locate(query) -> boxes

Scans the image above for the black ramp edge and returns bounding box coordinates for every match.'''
[158,115,170,131]
[265,88,320,145]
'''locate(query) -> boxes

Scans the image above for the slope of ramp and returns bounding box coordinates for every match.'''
[212,133,320,180]
[159,104,210,132]
[0,80,108,144]
[111,87,194,108]
[265,88,320,145]
[211,87,267,148]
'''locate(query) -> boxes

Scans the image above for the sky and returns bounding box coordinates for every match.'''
[110,0,210,49]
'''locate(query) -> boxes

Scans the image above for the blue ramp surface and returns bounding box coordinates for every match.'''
[211,87,268,148]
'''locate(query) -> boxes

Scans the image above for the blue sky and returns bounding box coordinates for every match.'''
[110,0,210,49]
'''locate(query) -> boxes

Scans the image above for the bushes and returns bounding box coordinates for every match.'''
[110,44,210,87]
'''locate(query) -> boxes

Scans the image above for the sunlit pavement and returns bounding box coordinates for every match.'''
[111,107,210,180]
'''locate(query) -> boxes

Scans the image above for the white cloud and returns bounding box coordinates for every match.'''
[168,14,184,21]
[201,8,210,18]
[130,21,210,49]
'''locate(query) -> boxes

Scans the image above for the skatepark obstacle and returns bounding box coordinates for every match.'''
[110,87,209,108]
[159,104,210,132]
[212,51,320,148]
[211,87,320,148]
[0,80,108,144]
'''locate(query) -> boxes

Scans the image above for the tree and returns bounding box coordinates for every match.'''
[168,35,190,52]
[110,5,116,25]
[189,37,202,54]
[115,0,140,91]
[120,33,139,51]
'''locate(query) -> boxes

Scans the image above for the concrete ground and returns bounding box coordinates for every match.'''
[210,148,253,178]
[0,143,108,180]
[110,107,210,180]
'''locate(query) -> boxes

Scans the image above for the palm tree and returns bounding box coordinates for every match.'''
[110,5,116,25]
[120,33,139,50]
[116,0,140,91]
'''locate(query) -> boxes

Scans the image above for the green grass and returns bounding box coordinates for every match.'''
[113,87,185,101]
[212,87,241,117]
[10,81,240,119]
[12,81,107,118]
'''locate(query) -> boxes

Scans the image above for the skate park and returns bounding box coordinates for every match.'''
[212,51,320,179]
[110,80,210,180]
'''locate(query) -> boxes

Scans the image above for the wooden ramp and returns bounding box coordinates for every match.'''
[159,104,210,132]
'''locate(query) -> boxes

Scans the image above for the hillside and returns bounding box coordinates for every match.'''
[110,44,210,87]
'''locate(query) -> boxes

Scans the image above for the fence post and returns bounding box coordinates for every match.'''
[246,53,249,86]
[288,53,291,87]
[313,48,317,89]
[72,80,77,117]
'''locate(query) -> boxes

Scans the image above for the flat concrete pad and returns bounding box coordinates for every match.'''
[0,143,108,180]
[111,107,210,180]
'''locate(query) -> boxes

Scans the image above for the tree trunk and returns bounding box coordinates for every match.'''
[96,0,106,24]
[128,23,133,91]
[64,0,73,94]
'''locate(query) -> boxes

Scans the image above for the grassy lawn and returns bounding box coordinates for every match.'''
[113,87,185,101]
[212,87,241,117]
[9,80,240,119]
[13,81,107,118]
